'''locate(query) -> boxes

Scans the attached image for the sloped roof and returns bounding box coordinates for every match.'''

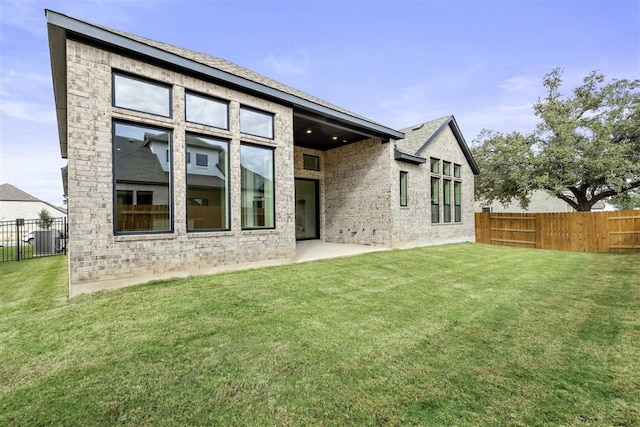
[46,9,404,159]
[395,115,480,175]
[114,136,168,184]
[0,183,41,201]
[0,183,67,214]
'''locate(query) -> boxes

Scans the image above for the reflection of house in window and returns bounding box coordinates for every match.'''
[196,153,208,167]
[114,124,171,233]
[187,198,209,206]
[186,134,229,231]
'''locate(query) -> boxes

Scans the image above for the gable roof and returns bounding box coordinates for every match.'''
[0,183,41,202]
[395,115,480,174]
[0,183,67,214]
[45,10,404,158]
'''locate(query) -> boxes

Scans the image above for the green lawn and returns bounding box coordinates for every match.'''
[1,243,639,426]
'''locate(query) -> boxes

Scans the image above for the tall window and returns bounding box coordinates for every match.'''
[241,144,274,228]
[186,134,229,231]
[240,107,274,139]
[399,171,408,207]
[454,181,462,222]
[113,122,172,233]
[443,179,451,222]
[185,92,228,129]
[431,177,439,223]
[113,72,171,117]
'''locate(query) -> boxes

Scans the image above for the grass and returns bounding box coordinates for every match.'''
[1,243,639,426]
[0,244,33,262]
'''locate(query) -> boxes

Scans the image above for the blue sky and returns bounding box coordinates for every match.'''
[0,0,638,207]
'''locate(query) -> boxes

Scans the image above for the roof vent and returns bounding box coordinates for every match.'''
[412,123,424,131]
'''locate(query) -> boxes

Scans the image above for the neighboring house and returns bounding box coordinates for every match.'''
[477,190,606,213]
[46,10,480,296]
[0,183,67,222]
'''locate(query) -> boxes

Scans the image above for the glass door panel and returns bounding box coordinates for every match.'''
[295,179,319,240]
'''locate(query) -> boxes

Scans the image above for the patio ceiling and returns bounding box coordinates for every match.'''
[293,112,388,151]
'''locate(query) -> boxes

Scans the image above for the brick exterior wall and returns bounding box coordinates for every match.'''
[391,126,476,246]
[323,139,393,246]
[64,38,477,296]
[66,39,295,296]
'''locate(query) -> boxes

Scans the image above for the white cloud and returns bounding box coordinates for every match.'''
[262,52,310,77]
[0,101,56,123]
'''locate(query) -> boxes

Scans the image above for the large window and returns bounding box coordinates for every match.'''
[454,181,462,222]
[186,134,229,231]
[431,177,439,223]
[400,171,408,207]
[113,72,171,117]
[241,144,275,228]
[185,92,228,129]
[240,107,274,139]
[113,122,172,233]
[443,179,451,223]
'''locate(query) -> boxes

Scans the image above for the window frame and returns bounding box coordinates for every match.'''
[454,181,462,222]
[303,154,320,171]
[112,71,172,118]
[185,90,230,130]
[240,106,275,139]
[399,171,408,207]
[443,179,452,223]
[430,158,440,174]
[443,161,451,176]
[241,142,276,230]
[431,176,440,223]
[112,120,174,235]
[186,132,230,232]
[454,163,461,178]
[195,153,209,168]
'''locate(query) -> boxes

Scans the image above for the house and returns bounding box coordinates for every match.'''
[0,183,67,222]
[46,10,480,296]
[476,190,606,213]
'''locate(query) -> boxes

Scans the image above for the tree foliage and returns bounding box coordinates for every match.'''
[473,68,640,211]
[37,208,54,229]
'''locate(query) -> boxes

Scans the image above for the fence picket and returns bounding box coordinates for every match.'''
[476,210,640,253]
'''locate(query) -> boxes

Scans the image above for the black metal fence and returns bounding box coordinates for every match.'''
[0,217,68,262]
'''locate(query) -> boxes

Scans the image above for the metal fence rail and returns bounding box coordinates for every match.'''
[0,217,68,262]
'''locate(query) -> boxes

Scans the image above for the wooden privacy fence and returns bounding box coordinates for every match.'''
[475,210,640,253]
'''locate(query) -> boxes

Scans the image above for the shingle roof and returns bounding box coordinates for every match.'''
[395,116,480,174]
[114,136,168,184]
[0,183,41,202]
[396,116,451,156]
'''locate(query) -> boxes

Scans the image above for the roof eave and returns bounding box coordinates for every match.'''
[46,14,68,158]
[394,149,426,164]
[44,10,404,143]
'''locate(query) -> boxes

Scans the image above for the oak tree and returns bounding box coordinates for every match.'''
[473,68,640,211]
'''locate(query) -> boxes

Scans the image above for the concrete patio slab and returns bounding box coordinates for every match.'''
[295,240,389,263]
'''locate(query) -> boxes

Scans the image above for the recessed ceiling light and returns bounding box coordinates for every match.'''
[343,139,347,143]
[306,129,312,134]
[332,136,338,140]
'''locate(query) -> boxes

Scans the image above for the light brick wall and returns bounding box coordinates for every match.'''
[323,139,393,246]
[66,39,295,295]
[391,126,476,246]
